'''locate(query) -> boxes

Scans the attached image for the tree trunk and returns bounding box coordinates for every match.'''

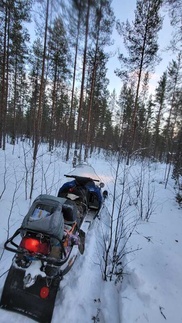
[84,3,102,161]
[74,0,90,162]
[0,3,9,150]
[30,0,49,199]
[66,3,81,161]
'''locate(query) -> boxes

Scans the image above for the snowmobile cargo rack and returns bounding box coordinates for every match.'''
[4,227,72,266]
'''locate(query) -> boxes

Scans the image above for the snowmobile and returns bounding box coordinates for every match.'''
[0,164,106,323]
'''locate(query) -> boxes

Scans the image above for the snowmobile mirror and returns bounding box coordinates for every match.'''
[99,182,104,188]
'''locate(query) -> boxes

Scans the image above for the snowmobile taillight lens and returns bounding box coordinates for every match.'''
[69,187,74,192]
[40,286,50,299]
[20,237,49,255]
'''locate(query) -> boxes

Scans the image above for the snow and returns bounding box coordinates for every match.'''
[0,141,182,323]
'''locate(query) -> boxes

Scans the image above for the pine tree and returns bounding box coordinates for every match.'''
[172,126,182,199]
[8,1,30,144]
[74,0,92,161]
[0,0,31,149]
[116,82,135,151]
[141,96,154,156]
[48,16,70,151]
[153,71,167,158]
[84,0,114,160]
[0,1,10,149]
[164,0,182,51]
[161,54,182,188]
[165,53,182,156]
[30,0,49,199]
[116,0,163,162]
[26,38,43,141]
[86,49,111,153]
[65,0,84,161]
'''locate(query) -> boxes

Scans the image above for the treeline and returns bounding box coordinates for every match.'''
[0,0,115,156]
[0,0,181,178]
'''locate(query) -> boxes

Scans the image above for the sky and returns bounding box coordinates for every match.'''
[26,0,176,99]
[107,0,176,96]
[0,141,182,323]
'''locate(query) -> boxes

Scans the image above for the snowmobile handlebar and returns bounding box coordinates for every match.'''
[64,174,100,182]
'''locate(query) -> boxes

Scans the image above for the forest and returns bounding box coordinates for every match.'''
[0,0,181,193]
[0,3,182,321]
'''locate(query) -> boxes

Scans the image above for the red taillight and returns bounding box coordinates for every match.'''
[40,286,50,299]
[69,187,74,192]
[20,237,49,255]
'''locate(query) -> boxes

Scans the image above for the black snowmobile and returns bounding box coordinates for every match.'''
[0,164,106,323]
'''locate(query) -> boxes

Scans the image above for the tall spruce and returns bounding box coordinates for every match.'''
[116,0,163,163]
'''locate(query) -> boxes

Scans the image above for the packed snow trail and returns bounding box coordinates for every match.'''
[52,202,120,323]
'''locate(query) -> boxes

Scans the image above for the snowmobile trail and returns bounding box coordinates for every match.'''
[53,211,105,323]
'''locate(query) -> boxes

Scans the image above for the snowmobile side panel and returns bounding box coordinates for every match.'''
[0,265,60,323]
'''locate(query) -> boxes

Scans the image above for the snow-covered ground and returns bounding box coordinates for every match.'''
[0,141,182,323]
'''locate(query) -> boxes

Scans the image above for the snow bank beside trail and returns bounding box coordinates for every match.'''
[121,174,182,323]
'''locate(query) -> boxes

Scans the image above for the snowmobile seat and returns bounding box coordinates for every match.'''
[70,186,88,204]
[62,199,77,225]
[58,180,88,206]
[87,192,100,210]
[85,181,102,210]
[57,180,75,198]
